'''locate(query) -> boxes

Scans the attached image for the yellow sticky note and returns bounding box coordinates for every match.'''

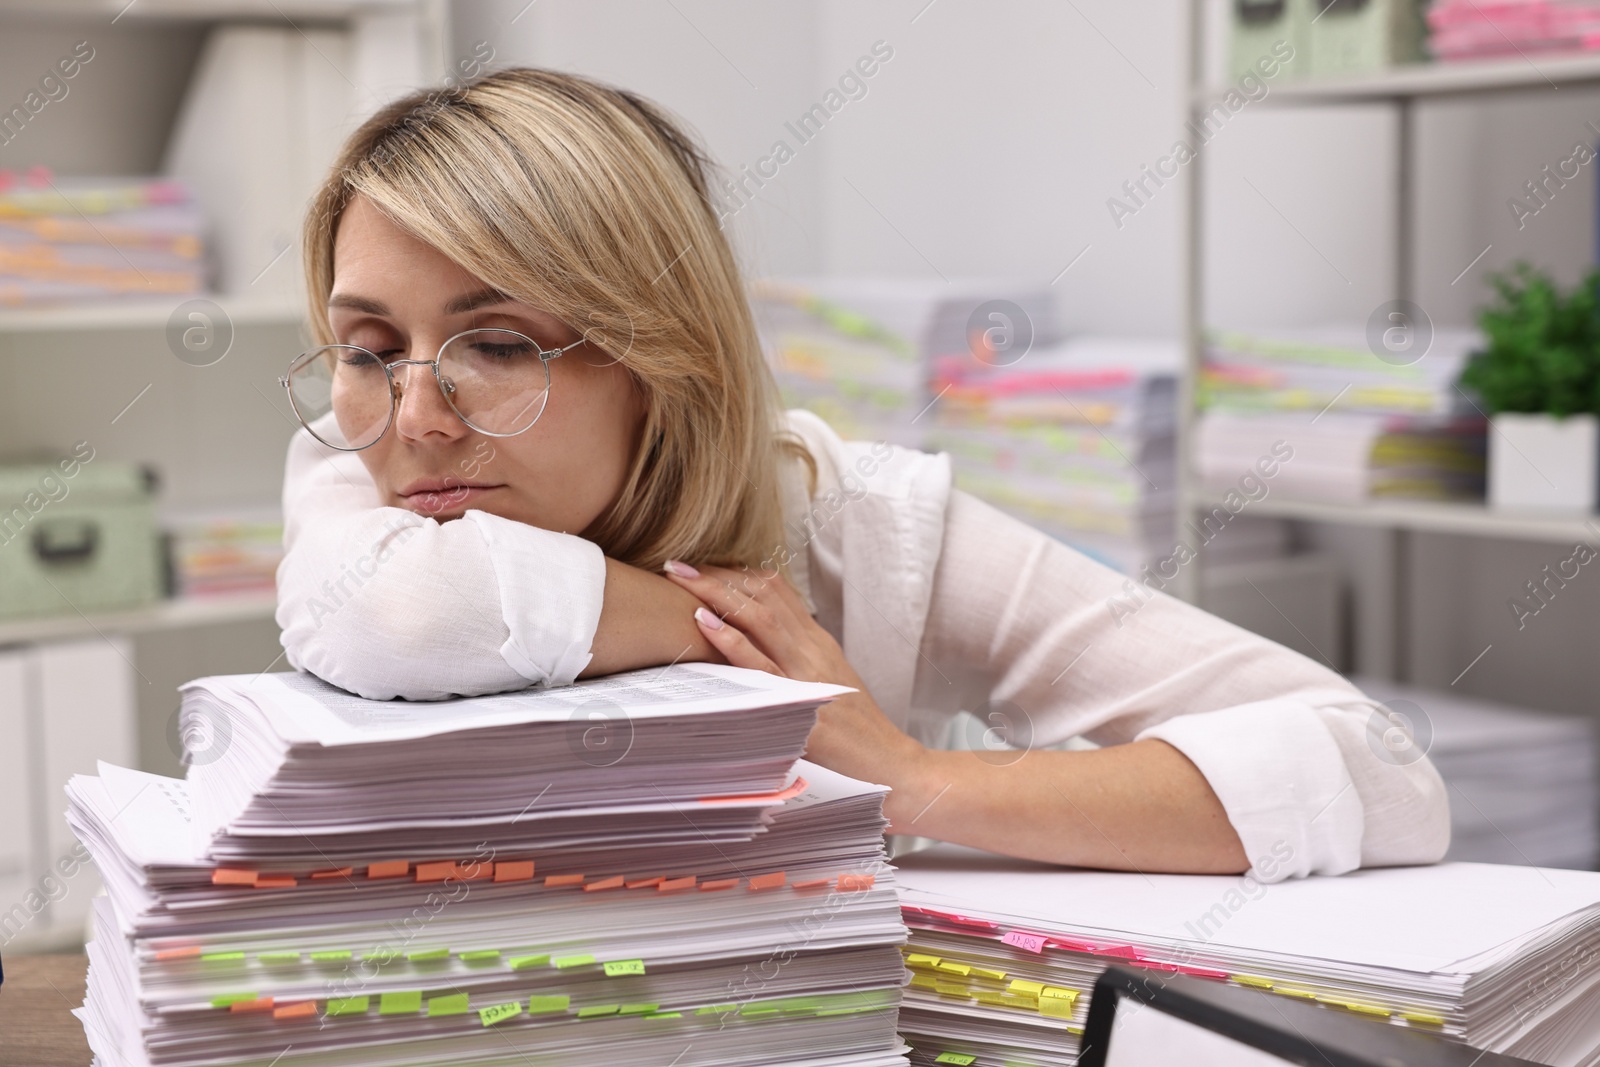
[554,954,596,969]
[603,959,646,977]
[379,991,422,1015]
[905,953,942,969]
[527,995,570,1014]
[1040,996,1075,1019]
[427,993,471,1016]
[479,1001,523,1027]
[936,961,971,976]
[1007,979,1044,996]
[1402,1011,1446,1026]
[934,1054,975,1066]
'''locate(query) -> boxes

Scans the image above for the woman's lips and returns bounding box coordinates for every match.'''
[401,485,500,514]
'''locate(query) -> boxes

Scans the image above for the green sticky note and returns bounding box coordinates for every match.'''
[618,1003,660,1015]
[479,1001,523,1027]
[200,951,245,962]
[645,1011,683,1019]
[508,954,550,971]
[553,954,596,969]
[379,990,423,1015]
[577,1004,620,1019]
[696,1004,736,1016]
[603,959,646,977]
[210,992,258,1008]
[407,948,449,962]
[740,1006,779,1017]
[427,993,471,1016]
[526,995,571,1014]
[459,950,502,963]
[326,996,370,1016]
[310,950,354,962]
[935,1055,976,1066]
[258,952,300,964]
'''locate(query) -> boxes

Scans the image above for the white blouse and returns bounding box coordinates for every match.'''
[276,409,1451,883]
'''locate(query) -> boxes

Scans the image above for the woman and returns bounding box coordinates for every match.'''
[276,68,1448,885]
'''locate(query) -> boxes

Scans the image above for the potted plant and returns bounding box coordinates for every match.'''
[1458,263,1600,512]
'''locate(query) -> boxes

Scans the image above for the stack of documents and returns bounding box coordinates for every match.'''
[923,338,1180,573]
[1196,410,1487,503]
[69,664,910,1067]
[753,278,1058,449]
[1356,676,1599,871]
[893,844,1600,1067]
[1198,326,1488,503]
[165,508,283,598]
[0,176,205,306]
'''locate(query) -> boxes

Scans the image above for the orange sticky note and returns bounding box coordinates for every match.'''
[309,868,353,880]
[415,861,456,883]
[791,877,831,889]
[457,860,493,881]
[367,861,409,880]
[584,875,624,892]
[230,998,275,1013]
[747,872,787,891]
[626,876,665,889]
[494,861,535,883]
[255,875,297,889]
[273,1002,318,1020]
[837,874,876,892]
[657,876,696,892]
[545,873,585,887]
[154,946,202,961]
[700,878,739,891]
[211,869,257,887]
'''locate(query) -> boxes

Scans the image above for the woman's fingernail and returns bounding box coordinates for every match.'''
[664,559,700,579]
[694,606,723,630]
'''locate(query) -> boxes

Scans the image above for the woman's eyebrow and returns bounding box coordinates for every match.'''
[444,287,516,314]
[326,293,390,315]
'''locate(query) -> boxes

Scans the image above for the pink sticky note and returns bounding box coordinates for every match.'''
[1001,930,1048,954]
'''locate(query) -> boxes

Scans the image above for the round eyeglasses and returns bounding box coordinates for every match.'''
[279,327,585,451]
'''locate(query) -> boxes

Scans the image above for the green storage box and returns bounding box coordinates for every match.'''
[1230,0,1306,83]
[0,456,163,621]
[1307,0,1427,78]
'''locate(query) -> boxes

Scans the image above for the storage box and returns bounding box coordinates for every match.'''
[1230,0,1306,82]
[0,459,163,620]
[1307,0,1427,77]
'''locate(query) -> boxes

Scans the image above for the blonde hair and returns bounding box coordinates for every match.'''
[303,67,806,570]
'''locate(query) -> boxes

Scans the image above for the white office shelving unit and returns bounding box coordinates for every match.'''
[1176,4,1600,680]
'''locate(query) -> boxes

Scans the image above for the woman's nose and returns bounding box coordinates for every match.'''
[392,359,468,442]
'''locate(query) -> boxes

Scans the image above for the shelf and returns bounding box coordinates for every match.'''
[1196,494,1600,544]
[0,0,415,19]
[0,294,303,334]
[0,590,277,647]
[1196,51,1600,105]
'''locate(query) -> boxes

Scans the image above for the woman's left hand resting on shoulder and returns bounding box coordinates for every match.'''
[663,560,1252,876]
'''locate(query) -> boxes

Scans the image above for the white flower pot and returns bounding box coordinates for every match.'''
[1488,412,1599,512]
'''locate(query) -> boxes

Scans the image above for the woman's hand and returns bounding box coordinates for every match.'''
[662,560,928,810]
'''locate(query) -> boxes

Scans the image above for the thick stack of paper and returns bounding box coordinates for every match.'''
[893,844,1600,1067]
[69,664,910,1067]
[165,508,283,598]
[752,278,1058,449]
[1356,676,1599,871]
[1198,325,1488,503]
[0,177,204,306]
[1197,410,1487,503]
[1428,0,1600,61]
[923,338,1178,574]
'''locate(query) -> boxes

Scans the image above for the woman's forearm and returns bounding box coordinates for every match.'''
[888,738,1250,875]
[579,558,723,677]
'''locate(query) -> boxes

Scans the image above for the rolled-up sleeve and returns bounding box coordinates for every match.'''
[915,489,1450,880]
[275,428,605,701]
